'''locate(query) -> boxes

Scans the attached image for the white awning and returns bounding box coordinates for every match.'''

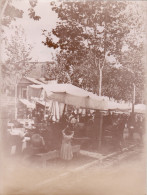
[19,99,35,109]
[134,104,146,114]
[28,84,108,110]
[107,101,131,112]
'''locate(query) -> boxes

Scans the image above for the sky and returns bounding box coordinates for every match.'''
[2,0,120,64]
[2,0,144,64]
[3,0,59,62]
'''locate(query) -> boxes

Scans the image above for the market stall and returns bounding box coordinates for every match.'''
[27,84,109,150]
[134,104,146,114]
[28,84,108,110]
[27,83,139,152]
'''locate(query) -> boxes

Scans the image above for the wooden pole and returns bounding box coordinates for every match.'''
[132,83,136,114]
[99,68,102,96]
[27,86,29,100]
[98,111,103,151]
[44,100,46,120]
[15,84,17,120]
[62,104,67,117]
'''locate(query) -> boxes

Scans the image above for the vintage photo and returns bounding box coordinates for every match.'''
[0,0,146,195]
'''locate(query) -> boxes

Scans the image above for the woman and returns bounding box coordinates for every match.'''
[60,126,74,160]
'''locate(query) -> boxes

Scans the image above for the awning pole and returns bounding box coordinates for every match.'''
[132,83,136,115]
[27,86,29,100]
[62,104,67,117]
[15,84,18,120]
[98,111,103,151]
[44,100,46,119]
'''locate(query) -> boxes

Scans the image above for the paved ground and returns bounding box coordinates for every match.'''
[32,147,145,195]
[1,146,145,195]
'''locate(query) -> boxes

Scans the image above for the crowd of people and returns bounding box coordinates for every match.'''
[103,112,145,151]
[4,105,145,163]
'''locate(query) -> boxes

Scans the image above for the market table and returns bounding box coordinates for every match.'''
[8,128,26,136]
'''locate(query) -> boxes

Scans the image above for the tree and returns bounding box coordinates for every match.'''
[43,1,145,102]
[1,25,34,118]
[1,26,33,92]
[28,0,41,20]
[0,0,40,27]
[44,55,71,83]
[1,0,42,90]
[0,0,23,26]
[0,0,42,120]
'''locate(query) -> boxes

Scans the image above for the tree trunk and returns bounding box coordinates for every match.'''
[99,68,103,96]
[44,101,46,119]
[132,83,136,114]
[15,84,17,119]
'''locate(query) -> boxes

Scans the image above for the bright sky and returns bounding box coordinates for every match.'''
[2,0,144,64]
[3,0,59,62]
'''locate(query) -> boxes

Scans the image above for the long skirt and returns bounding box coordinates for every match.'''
[60,142,73,160]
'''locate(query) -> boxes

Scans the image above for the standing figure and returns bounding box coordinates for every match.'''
[127,114,135,141]
[123,123,129,148]
[60,126,74,160]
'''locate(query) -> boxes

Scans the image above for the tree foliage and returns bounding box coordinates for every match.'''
[1,0,23,26]
[1,26,34,92]
[1,0,41,93]
[43,1,145,103]
[28,0,41,21]
[0,0,40,27]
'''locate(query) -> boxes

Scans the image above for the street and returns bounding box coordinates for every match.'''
[2,146,144,195]
[36,147,145,195]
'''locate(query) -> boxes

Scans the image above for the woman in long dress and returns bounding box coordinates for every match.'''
[60,126,74,160]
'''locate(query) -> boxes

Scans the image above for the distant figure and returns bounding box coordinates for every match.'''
[119,115,127,145]
[127,115,135,141]
[132,116,141,144]
[112,119,122,151]
[123,124,129,147]
[60,126,74,160]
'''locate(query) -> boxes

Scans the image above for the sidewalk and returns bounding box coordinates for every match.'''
[80,144,135,162]
[17,144,137,194]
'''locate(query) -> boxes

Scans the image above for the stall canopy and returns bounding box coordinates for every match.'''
[134,104,146,114]
[107,100,131,112]
[28,85,43,100]
[19,99,35,109]
[28,84,108,110]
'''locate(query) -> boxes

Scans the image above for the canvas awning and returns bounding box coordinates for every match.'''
[134,104,146,114]
[36,100,52,108]
[28,84,43,99]
[28,84,108,110]
[107,101,131,112]
[19,99,35,109]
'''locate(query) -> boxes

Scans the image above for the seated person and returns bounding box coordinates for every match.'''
[23,133,45,157]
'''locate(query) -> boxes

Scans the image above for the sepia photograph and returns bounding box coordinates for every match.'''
[0,0,146,195]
